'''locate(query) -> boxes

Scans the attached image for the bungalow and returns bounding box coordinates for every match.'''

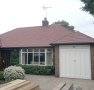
[0,18,94,80]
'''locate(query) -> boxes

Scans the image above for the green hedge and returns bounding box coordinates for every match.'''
[0,71,4,80]
[10,51,19,65]
[17,65,55,75]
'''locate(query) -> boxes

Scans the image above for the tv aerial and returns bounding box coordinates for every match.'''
[42,5,52,19]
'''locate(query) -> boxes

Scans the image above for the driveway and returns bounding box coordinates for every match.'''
[25,74,94,90]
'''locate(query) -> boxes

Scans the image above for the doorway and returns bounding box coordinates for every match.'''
[0,50,11,70]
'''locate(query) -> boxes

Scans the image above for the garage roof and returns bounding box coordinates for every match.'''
[51,30,94,45]
[0,24,94,48]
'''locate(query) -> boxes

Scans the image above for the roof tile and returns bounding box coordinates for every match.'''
[0,25,94,48]
[51,31,94,44]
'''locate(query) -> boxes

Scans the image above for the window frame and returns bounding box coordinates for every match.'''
[19,48,53,66]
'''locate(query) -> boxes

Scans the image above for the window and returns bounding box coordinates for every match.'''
[28,53,33,64]
[34,53,39,64]
[20,48,53,66]
[47,48,52,52]
[47,53,52,66]
[28,49,33,52]
[34,49,39,52]
[40,49,45,52]
[22,49,27,52]
[22,53,27,64]
[40,53,45,65]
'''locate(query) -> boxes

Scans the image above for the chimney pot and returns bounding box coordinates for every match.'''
[42,18,49,27]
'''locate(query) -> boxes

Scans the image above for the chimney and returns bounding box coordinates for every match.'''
[42,18,49,27]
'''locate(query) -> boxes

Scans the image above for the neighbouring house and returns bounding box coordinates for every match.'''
[0,18,94,80]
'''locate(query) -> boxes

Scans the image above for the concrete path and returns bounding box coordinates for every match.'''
[25,74,94,90]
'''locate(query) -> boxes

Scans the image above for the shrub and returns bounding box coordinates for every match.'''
[17,64,55,75]
[3,66,25,82]
[10,51,19,65]
[0,71,4,80]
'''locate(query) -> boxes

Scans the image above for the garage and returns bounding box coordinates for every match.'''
[59,45,91,79]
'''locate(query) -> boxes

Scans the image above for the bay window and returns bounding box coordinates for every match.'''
[19,48,53,66]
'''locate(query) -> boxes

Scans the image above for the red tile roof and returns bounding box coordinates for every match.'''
[0,25,94,48]
[51,31,94,45]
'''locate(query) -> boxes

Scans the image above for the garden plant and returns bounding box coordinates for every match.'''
[3,66,25,82]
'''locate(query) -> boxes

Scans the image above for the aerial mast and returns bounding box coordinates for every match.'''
[42,5,52,19]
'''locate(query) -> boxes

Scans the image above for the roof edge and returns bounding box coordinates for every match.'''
[1,46,54,49]
[50,42,94,45]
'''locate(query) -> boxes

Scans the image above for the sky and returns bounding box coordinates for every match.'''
[0,0,94,38]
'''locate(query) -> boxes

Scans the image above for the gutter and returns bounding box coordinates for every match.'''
[50,42,94,45]
[0,46,54,49]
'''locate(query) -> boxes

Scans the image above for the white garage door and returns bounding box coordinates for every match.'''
[59,45,91,79]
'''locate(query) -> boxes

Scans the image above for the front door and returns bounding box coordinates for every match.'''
[0,50,10,70]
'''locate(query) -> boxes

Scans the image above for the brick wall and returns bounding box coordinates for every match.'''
[91,45,94,80]
[54,45,59,77]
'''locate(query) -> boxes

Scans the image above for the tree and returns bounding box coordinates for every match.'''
[52,20,74,30]
[81,0,94,15]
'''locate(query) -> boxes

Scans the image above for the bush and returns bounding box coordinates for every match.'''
[17,65,55,75]
[3,66,25,82]
[0,71,4,80]
[10,51,19,65]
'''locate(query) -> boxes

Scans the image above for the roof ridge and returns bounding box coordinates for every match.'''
[15,24,62,29]
[51,31,94,44]
[52,31,75,43]
[50,24,76,43]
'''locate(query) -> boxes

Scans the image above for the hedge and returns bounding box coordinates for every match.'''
[17,65,55,75]
[10,51,19,65]
[0,71,4,80]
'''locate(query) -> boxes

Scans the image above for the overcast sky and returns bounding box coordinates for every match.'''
[0,0,94,38]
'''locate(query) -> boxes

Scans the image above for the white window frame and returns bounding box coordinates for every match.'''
[19,48,53,66]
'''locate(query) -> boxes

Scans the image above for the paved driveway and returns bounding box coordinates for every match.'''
[25,74,94,90]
